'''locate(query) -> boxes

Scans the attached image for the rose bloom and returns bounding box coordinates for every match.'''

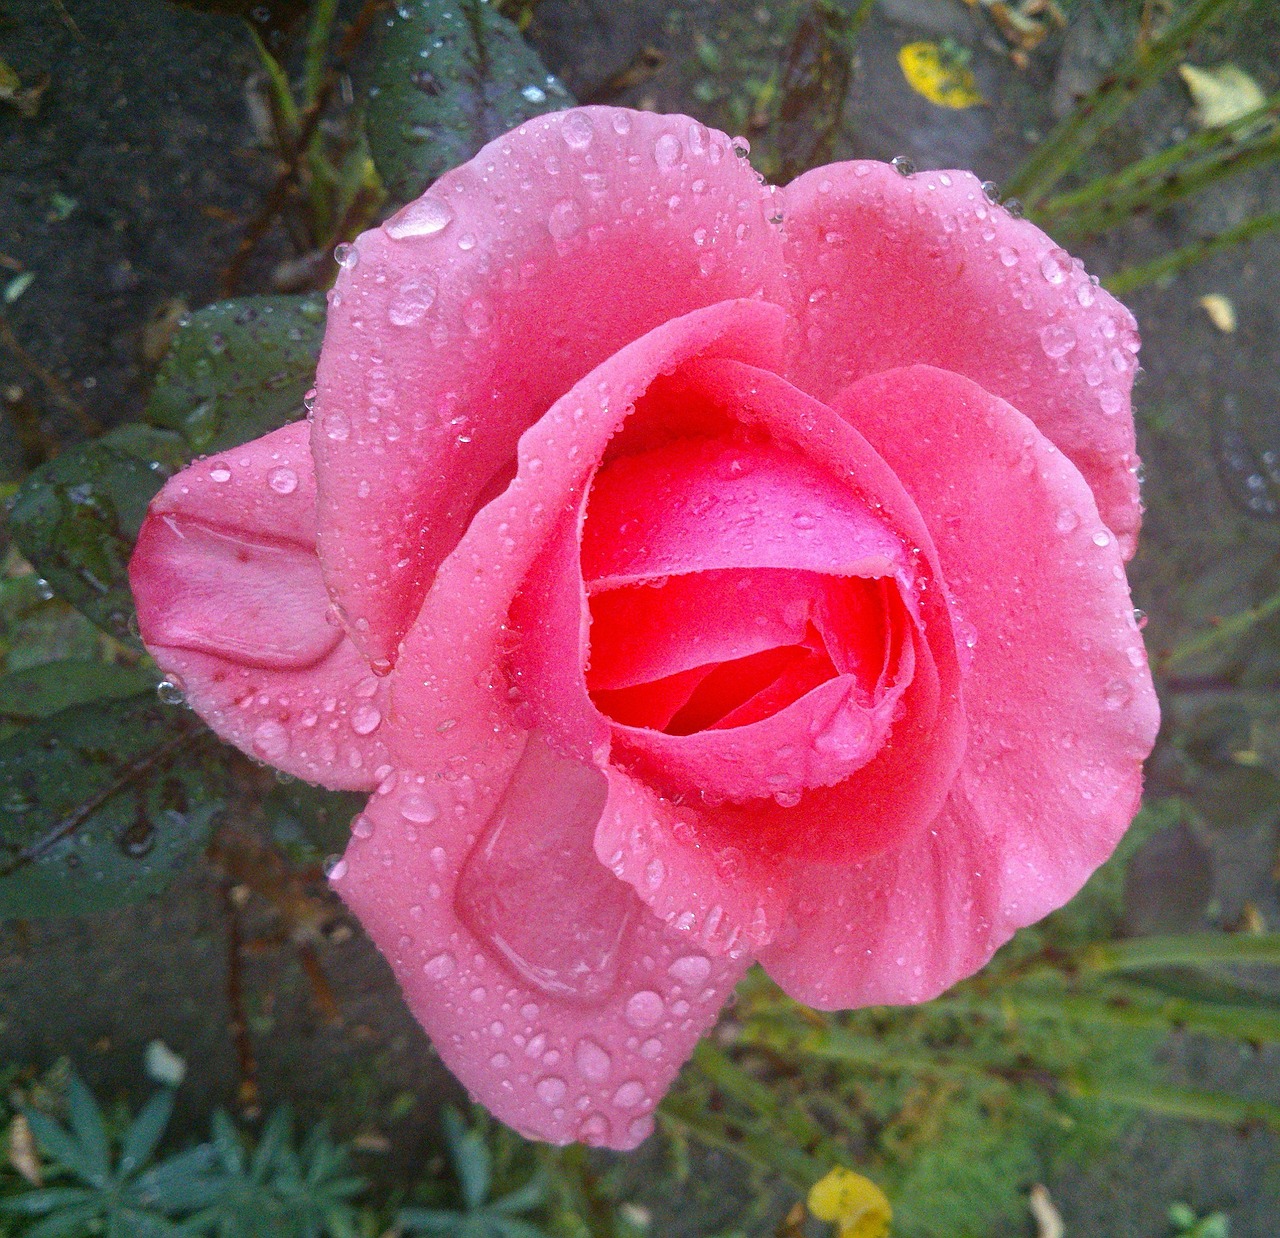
[131,108,1158,1149]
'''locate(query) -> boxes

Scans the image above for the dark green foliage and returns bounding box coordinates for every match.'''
[143,296,325,456]
[0,694,225,917]
[181,1106,367,1238]
[0,661,157,737]
[2,1070,216,1237]
[262,780,368,865]
[363,0,572,204]
[397,1107,552,1237]
[7,429,179,646]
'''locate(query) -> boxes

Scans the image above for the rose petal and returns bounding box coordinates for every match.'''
[313,107,789,668]
[758,365,1159,1006]
[335,732,749,1149]
[129,421,389,790]
[781,162,1143,556]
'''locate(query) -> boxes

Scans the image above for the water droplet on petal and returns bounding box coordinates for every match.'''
[625,990,664,1028]
[402,793,438,824]
[156,679,186,706]
[1039,323,1077,358]
[252,720,289,761]
[548,198,583,241]
[653,134,682,169]
[575,1037,612,1081]
[385,197,454,240]
[268,466,298,495]
[388,275,438,327]
[423,952,455,979]
[613,1080,645,1108]
[324,856,348,881]
[351,814,374,839]
[1055,508,1080,533]
[1092,530,1112,547]
[209,462,232,482]
[1039,249,1071,285]
[536,1076,567,1104]
[668,955,711,986]
[561,112,594,149]
[351,704,382,735]
[334,242,358,269]
[890,155,916,176]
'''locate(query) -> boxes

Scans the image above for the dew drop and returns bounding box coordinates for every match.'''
[890,155,916,176]
[1039,249,1071,285]
[268,466,298,495]
[998,246,1018,268]
[388,275,438,327]
[548,198,583,241]
[1039,323,1077,359]
[575,1037,612,1081]
[423,952,456,979]
[981,180,1000,202]
[156,679,186,706]
[209,462,232,482]
[251,720,290,761]
[402,793,438,824]
[668,955,712,986]
[625,990,665,1029]
[324,855,347,880]
[536,1076,567,1105]
[1103,679,1132,709]
[385,197,454,240]
[1092,530,1112,547]
[333,242,358,269]
[613,1080,645,1108]
[653,134,682,169]
[579,1113,609,1141]
[1055,508,1080,534]
[521,84,547,104]
[351,704,382,735]
[561,112,594,149]
[351,814,374,839]
[1098,387,1124,415]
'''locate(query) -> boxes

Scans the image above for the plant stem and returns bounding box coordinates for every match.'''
[1003,0,1241,208]
[1070,1077,1280,1133]
[1082,932,1280,972]
[1104,210,1280,294]
[1160,586,1280,670]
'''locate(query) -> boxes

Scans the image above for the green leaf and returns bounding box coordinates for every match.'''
[144,295,325,455]
[262,779,364,862]
[22,1108,108,1188]
[0,694,225,917]
[119,1089,177,1177]
[23,1204,108,1238]
[363,0,573,204]
[0,1187,94,1216]
[442,1107,491,1211]
[0,661,157,731]
[1083,932,1280,972]
[65,1072,112,1186]
[8,430,175,644]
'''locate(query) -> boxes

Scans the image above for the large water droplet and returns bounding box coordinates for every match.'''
[890,155,915,176]
[351,814,374,839]
[423,952,455,979]
[402,793,438,824]
[351,704,382,735]
[1039,249,1071,285]
[653,134,682,169]
[625,990,665,1028]
[668,955,711,986]
[536,1076,567,1105]
[157,679,186,706]
[561,112,594,150]
[268,466,298,495]
[388,275,437,327]
[1039,323,1077,359]
[252,720,290,762]
[575,1037,612,1080]
[385,197,454,240]
[548,198,583,242]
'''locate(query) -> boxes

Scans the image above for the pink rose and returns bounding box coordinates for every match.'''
[130,107,1159,1149]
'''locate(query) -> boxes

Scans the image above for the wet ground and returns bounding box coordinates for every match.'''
[2,0,1279,1232]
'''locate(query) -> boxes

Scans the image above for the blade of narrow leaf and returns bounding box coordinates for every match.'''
[1083,932,1280,972]
[1072,1076,1280,1133]
[132,1144,222,1212]
[144,295,325,454]
[397,1209,466,1233]
[1004,0,1244,207]
[23,1203,108,1238]
[1104,210,1280,295]
[119,1089,177,1176]
[0,1187,94,1216]
[490,1170,547,1215]
[0,695,225,917]
[363,0,573,203]
[64,1073,112,1185]
[442,1108,491,1211]
[22,1109,107,1188]
[8,430,171,644]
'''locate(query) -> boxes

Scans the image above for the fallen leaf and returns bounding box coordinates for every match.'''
[898,42,985,109]
[1179,62,1266,130]
[1029,1184,1065,1238]
[1198,293,1237,333]
[808,1166,892,1238]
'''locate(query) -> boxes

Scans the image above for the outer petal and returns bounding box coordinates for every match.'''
[312,107,789,667]
[781,162,1143,557]
[758,366,1160,1007]
[129,422,388,790]
[331,303,784,1146]
[334,734,750,1149]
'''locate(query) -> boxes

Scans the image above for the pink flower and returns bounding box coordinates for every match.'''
[130,108,1159,1150]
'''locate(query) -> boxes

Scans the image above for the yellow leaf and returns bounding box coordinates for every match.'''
[1178,62,1266,130]
[808,1167,892,1238]
[1198,293,1236,333]
[898,42,985,110]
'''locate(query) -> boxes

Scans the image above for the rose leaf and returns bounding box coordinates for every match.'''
[362,0,574,203]
[0,694,226,917]
[143,294,326,455]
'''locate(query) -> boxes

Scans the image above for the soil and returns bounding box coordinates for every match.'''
[1,0,1278,1232]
